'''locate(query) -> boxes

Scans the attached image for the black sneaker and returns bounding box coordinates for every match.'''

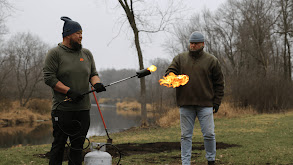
[208,161,215,165]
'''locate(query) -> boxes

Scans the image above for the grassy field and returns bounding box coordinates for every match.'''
[0,110,292,165]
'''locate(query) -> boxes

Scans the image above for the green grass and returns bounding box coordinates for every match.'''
[0,111,292,165]
[218,113,293,164]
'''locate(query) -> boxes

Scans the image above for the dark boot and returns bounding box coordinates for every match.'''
[208,161,215,165]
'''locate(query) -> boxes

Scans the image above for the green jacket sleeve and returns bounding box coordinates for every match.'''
[89,51,99,79]
[165,55,180,76]
[43,49,59,88]
[212,60,225,105]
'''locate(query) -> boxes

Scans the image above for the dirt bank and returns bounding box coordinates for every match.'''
[35,141,240,163]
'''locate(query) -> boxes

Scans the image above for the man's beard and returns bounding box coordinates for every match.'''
[69,39,82,51]
[189,46,204,56]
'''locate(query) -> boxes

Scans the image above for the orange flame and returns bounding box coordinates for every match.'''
[159,72,189,88]
[147,65,157,72]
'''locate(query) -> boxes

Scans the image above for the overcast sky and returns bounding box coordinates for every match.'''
[5,0,226,70]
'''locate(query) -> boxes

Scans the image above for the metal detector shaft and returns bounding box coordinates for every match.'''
[82,74,138,96]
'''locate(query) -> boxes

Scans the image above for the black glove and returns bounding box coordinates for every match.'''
[213,103,219,113]
[66,89,84,102]
[93,83,106,93]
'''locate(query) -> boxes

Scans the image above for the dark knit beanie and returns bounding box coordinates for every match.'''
[189,31,205,43]
[61,16,82,38]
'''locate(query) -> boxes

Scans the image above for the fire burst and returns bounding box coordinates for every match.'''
[159,72,189,88]
[147,65,157,72]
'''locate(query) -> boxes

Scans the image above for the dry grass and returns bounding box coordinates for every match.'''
[26,98,51,114]
[156,102,258,127]
[116,109,155,118]
[214,102,258,118]
[0,98,12,112]
[97,98,119,104]
[156,107,180,127]
[0,100,51,126]
[116,100,152,111]
[115,101,258,127]
[116,100,155,118]
[116,108,141,116]
[97,98,109,104]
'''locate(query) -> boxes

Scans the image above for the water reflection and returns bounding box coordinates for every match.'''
[0,121,53,148]
[0,104,141,148]
[87,104,141,137]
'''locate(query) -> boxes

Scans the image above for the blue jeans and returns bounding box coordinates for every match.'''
[180,106,216,165]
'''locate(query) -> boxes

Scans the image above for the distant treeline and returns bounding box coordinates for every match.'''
[95,58,176,111]
[1,0,293,114]
[165,0,293,112]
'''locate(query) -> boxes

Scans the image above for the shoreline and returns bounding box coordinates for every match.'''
[0,118,51,127]
[0,110,51,127]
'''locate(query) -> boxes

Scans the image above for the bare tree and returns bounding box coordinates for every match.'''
[0,52,13,99]
[163,13,205,60]
[146,58,176,118]
[3,32,49,106]
[163,0,293,112]
[116,0,185,126]
[98,68,140,100]
[202,1,242,76]
[0,0,13,100]
[275,0,293,80]
[235,0,278,75]
[0,0,12,41]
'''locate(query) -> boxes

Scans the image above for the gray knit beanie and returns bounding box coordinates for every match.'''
[61,16,82,38]
[189,31,205,43]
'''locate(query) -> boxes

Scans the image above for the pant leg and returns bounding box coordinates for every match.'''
[68,110,90,165]
[180,106,197,165]
[197,107,216,161]
[49,110,70,165]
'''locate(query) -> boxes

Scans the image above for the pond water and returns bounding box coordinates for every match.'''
[0,104,141,148]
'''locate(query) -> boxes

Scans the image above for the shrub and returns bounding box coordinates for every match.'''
[156,107,179,127]
[0,99,12,112]
[96,97,118,104]
[116,100,141,111]
[230,74,293,113]
[116,99,152,111]
[26,99,51,115]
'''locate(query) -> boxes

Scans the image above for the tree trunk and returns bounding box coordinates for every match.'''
[134,29,148,126]
[286,36,291,80]
[119,0,148,126]
[280,0,292,81]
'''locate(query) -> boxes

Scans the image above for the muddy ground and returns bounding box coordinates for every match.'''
[35,141,240,164]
